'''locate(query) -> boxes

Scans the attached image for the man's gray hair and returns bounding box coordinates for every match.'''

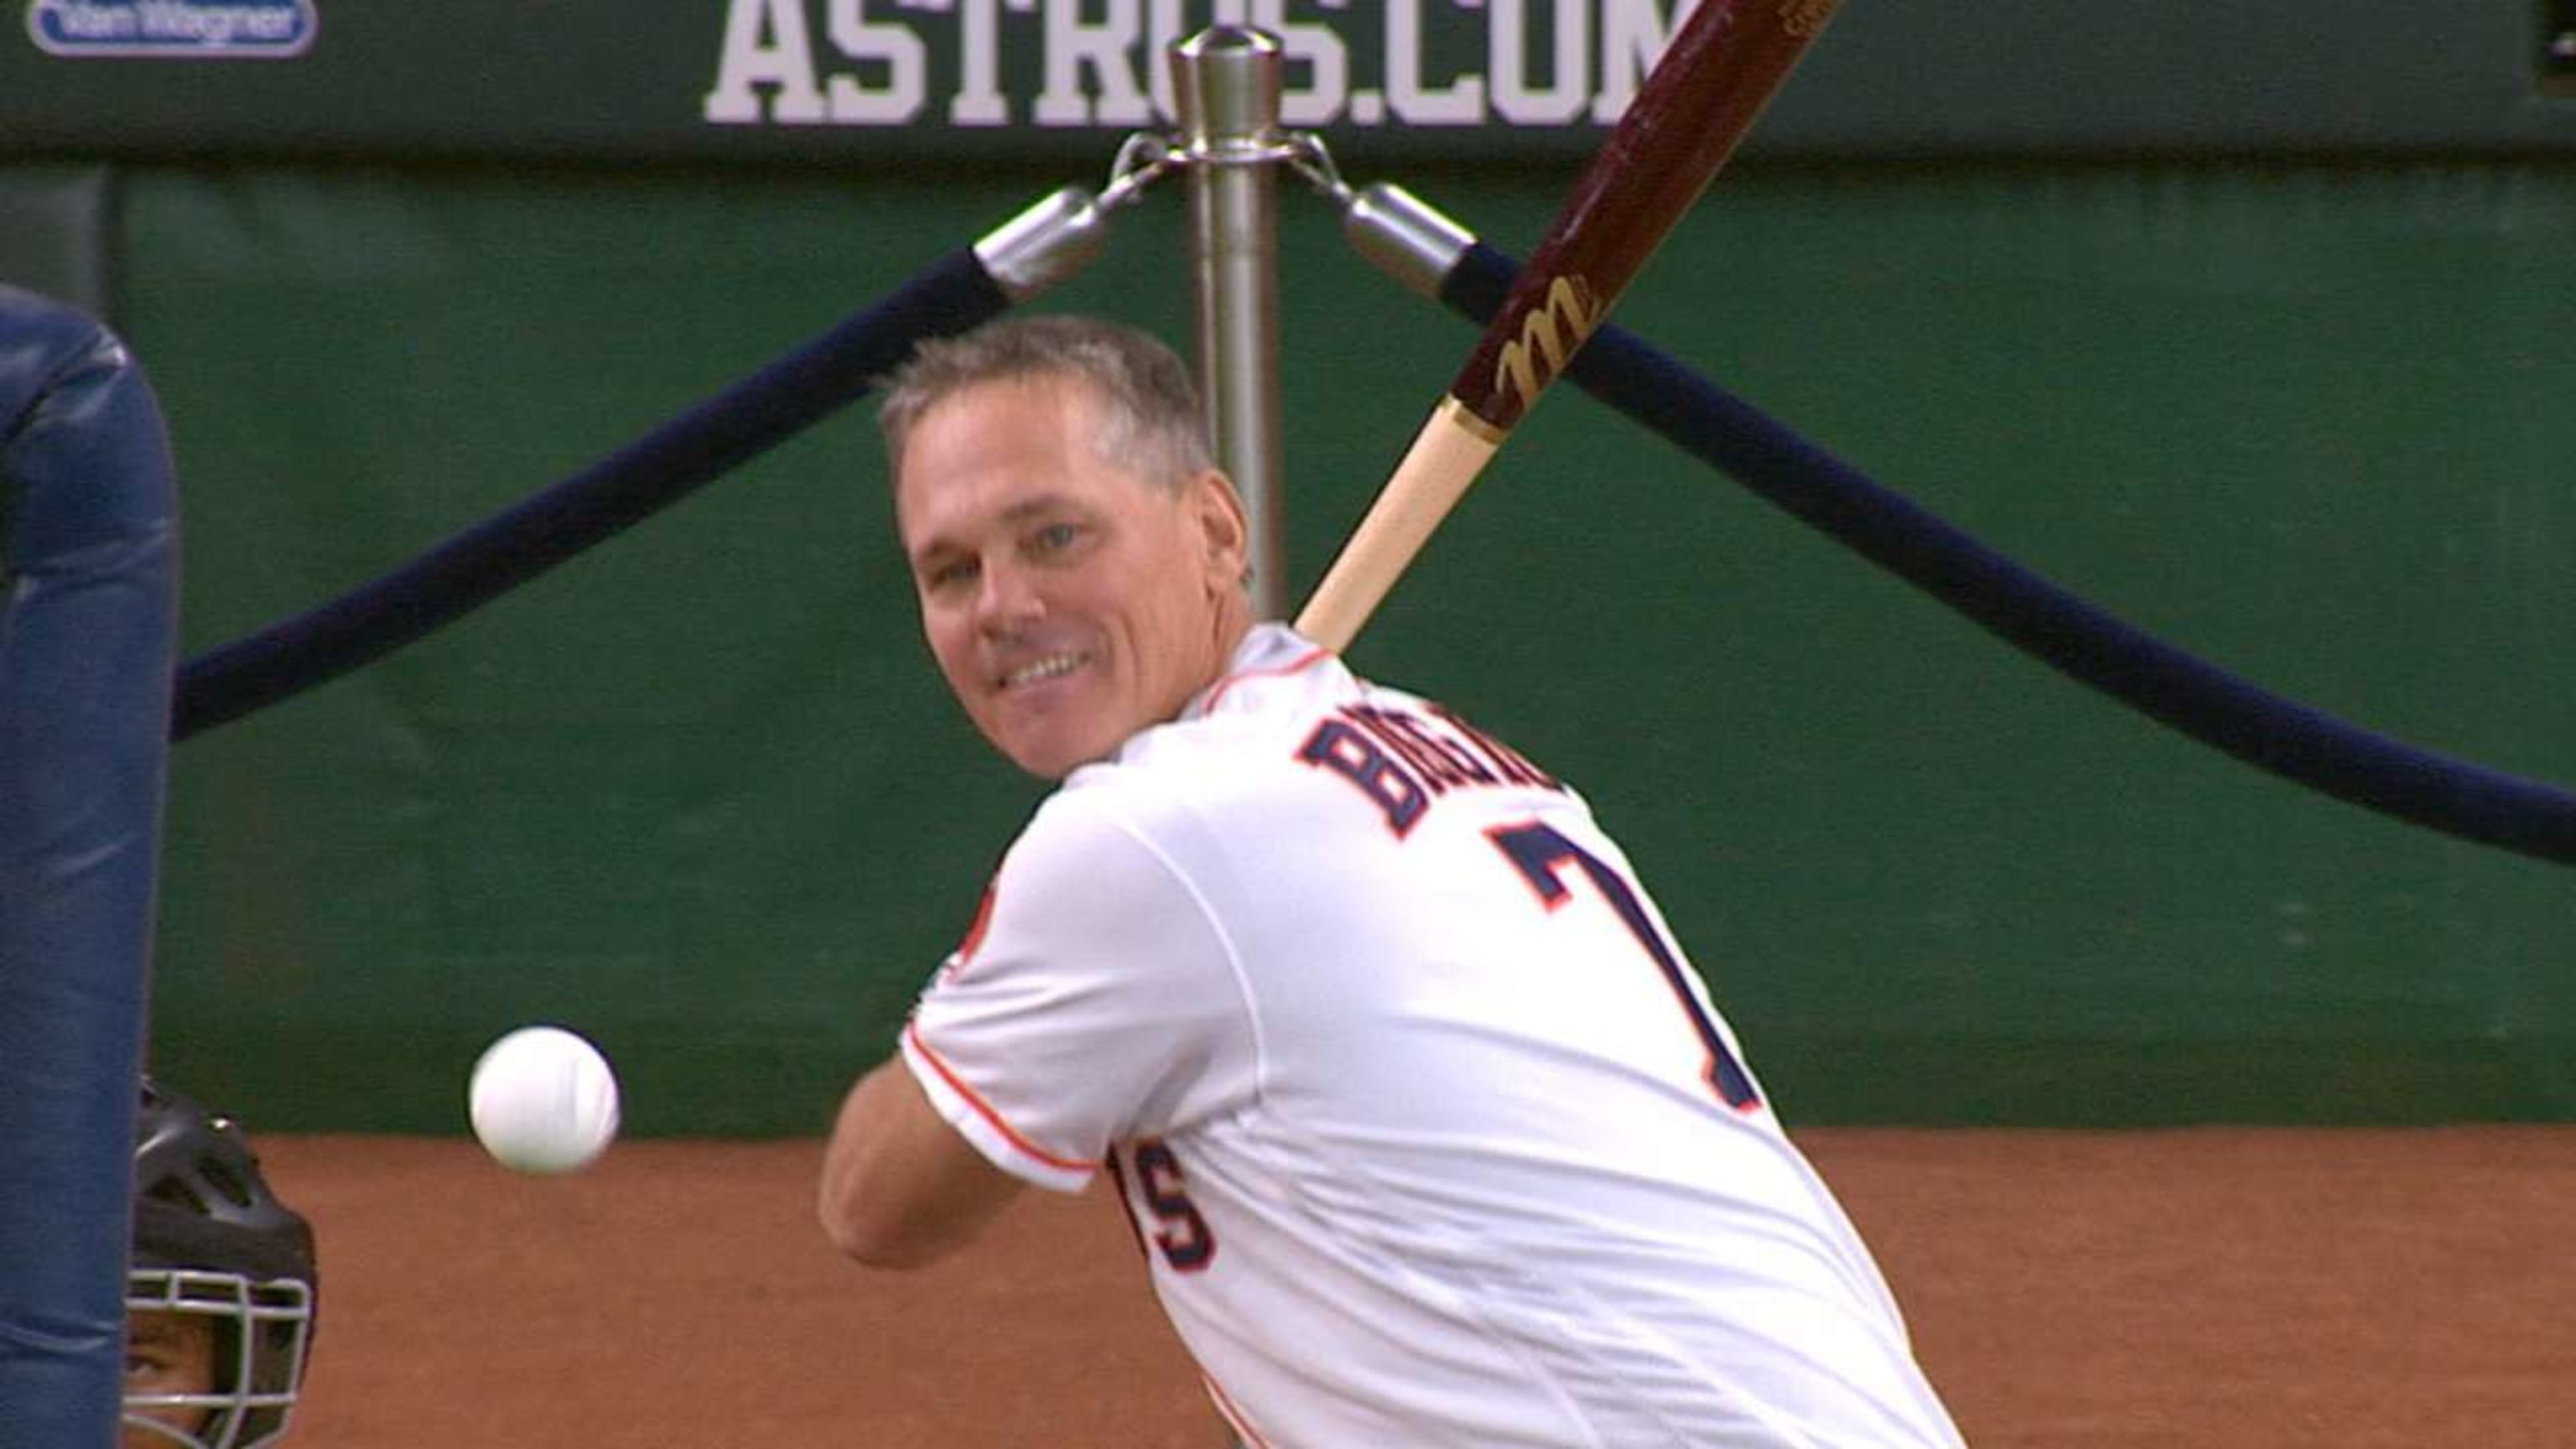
[877,314,1217,491]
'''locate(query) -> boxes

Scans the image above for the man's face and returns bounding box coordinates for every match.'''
[122,1308,216,1448]
[896,377,1249,779]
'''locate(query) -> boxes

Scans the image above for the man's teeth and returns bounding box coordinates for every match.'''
[1005,653,1084,688]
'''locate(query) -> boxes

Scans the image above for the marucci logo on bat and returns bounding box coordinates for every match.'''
[1780,0,1843,39]
[1493,274,1604,418]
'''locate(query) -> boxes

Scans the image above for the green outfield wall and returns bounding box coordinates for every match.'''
[7,156,2561,1133]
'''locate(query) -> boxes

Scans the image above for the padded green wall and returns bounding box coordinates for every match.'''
[27,159,2571,1131]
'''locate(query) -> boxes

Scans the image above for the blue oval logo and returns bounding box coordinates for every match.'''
[28,0,318,59]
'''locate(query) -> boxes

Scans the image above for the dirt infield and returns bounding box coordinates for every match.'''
[262,1125,2575,1446]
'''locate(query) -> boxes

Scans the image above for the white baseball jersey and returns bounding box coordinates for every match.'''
[903,624,1964,1448]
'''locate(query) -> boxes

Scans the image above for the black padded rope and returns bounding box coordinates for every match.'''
[1441,242,2576,865]
[171,247,1010,741]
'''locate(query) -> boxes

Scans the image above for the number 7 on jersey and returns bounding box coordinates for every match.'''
[1488,822,1762,1112]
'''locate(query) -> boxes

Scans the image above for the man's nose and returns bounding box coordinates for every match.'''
[972,558,1042,631]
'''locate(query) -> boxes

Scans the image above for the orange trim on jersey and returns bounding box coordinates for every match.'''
[953,878,999,969]
[1202,1372,1276,1449]
[1197,645,1331,714]
[904,1022,1096,1175]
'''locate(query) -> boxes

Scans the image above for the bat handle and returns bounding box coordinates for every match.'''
[1292,397,1502,652]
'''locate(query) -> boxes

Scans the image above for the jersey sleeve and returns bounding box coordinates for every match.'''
[901,789,1255,1193]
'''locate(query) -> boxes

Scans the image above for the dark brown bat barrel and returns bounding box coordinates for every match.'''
[1450,0,1838,433]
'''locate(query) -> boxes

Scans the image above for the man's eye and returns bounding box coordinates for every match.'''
[1031,522,1080,552]
[925,558,978,590]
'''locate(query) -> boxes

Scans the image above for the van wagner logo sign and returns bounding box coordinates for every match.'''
[27,0,316,58]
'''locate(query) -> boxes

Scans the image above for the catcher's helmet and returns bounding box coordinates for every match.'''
[126,1078,318,1449]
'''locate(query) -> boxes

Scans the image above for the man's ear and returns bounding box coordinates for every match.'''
[1189,469,1250,581]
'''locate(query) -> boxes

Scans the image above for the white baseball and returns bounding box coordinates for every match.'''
[468,1026,621,1175]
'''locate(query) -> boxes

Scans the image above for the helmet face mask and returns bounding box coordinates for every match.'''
[126,1082,318,1449]
[122,1269,314,1449]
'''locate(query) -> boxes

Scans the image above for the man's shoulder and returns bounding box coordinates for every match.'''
[1057,713,1299,821]
[1093,627,1356,776]
[1039,678,1351,844]
[991,774,1188,911]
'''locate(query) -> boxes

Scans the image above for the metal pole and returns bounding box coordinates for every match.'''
[1170,27,1287,621]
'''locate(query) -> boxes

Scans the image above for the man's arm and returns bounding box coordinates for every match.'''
[818,1056,1026,1270]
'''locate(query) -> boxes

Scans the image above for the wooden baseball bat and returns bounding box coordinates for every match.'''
[1293,0,1841,652]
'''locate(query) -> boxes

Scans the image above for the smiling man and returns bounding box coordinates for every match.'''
[886,329,1251,780]
[817,314,1963,1448]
